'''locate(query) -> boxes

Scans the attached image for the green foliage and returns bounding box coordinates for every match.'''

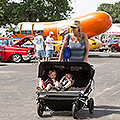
[6,27,13,32]
[0,0,8,26]
[97,2,120,23]
[0,0,73,27]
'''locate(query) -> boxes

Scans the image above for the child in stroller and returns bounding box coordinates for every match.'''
[36,70,73,91]
[36,69,57,91]
[59,73,74,91]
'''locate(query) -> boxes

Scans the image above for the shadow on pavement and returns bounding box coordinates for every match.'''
[41,105,120,119]
[77,105,120,119]
[0,63,7,66]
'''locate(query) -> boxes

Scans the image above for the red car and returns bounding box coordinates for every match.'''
[0,36,34,62]
[111,39,120,52]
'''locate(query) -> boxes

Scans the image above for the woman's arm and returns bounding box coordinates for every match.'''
[83,34,89,62]
[59,35,68,61]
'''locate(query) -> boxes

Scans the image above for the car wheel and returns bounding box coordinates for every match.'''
[111,46,115,52]
[12,54,22,63]
[99,49,103,52]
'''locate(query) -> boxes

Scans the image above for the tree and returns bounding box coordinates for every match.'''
[0,0,73,27]
[97,2,120,23]
[0,0,9,26]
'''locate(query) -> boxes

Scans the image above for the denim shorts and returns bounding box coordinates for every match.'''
[36,50,45,58]
[46,50,53,57]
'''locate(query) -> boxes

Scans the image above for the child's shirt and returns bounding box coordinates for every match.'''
[44,78,54,87]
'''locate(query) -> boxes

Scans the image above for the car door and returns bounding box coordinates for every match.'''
[0,46,5,60]
[0,39,9,60]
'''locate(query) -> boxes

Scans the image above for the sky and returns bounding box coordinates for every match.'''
[71,0,120,18]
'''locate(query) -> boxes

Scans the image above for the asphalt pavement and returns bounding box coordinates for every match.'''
[0,52,120,120]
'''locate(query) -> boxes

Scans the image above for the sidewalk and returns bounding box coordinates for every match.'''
[38,51,120,62]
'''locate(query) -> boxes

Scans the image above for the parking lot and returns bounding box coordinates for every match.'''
[0,57,120,120]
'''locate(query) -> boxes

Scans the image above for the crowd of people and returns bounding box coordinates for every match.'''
[33,30,56,63]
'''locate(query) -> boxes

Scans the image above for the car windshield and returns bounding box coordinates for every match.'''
[2,39,14,46]
[111,40,118,43]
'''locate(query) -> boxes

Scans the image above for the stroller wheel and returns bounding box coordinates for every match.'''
[72,103,78,119]
[88,98,94,114]
[37,103,44,117]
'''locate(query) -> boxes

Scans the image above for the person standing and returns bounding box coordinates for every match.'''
[107,36,112,52]
[59,20,89,62]
[46,31,55,61]
[33,31,45,63]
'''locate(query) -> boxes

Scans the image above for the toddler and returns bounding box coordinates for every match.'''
[36,69,57,91]
[59,73,73,90]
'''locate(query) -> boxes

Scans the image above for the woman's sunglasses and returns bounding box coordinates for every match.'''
[71,26,77,29]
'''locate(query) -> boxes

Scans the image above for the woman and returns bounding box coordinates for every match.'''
[59,20,89,62]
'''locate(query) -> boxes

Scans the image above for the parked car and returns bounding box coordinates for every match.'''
[99,39,120,52]
[111,39,120,52]
[0,37,10,46]
[99,42,108,52]
[0,36,34,62]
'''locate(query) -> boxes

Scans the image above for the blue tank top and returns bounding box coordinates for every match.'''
[69,33,85,62]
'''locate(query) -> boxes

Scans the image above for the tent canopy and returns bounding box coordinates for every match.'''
[105,24,120,34]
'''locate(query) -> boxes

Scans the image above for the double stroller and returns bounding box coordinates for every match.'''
[36,62,95,119]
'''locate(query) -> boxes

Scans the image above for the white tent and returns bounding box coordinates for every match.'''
[105,24,120,34]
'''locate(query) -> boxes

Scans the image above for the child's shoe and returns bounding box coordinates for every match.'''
[60,86,65,91]
[52,86,60,91]
[55,87,61,91]
[36,86,43,91]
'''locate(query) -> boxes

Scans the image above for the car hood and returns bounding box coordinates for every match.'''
[12,36,34,47]
[0,37,11,40]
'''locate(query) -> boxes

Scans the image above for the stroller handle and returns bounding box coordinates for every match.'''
[90,64,96,70]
